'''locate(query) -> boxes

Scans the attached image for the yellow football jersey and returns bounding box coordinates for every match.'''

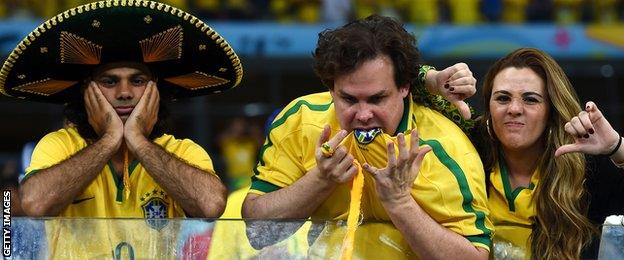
[25,127,216,218]
[488,159,540,259]
[25,127,216,258]
[250,92,492,258]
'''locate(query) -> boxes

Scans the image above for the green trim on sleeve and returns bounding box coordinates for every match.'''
[250,176,282,193]
[466,234,492,248]
[254,99,333,176]
[20,169,40,184]
[420,138,492,238]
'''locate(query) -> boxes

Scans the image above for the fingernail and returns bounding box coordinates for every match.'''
[588,129,594,134]
[584,134,590,138]
[444,83,449,89]
[449,87,455,91]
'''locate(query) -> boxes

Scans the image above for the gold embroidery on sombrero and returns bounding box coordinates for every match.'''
[140,25,183,62]
[0,0,244,101]
[14,78,77,96]
[164,71,230,90]
[59,31,102,64]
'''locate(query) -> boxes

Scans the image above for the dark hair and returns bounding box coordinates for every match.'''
[313,14,423,89]
[63,83,170,141]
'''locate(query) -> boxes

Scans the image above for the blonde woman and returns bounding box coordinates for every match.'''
[474,48,624,259]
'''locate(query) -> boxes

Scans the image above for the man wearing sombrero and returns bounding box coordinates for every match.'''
[2,1,241,220]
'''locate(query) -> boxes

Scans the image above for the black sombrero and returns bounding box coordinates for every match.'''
[0,0,242,103]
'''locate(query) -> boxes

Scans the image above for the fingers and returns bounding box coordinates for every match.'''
[326,129,348,150]
[441,63,468,78]
[446,63,475,84]
[444,83,475,97]
[84,82,96,111]
[362,163,380,180]
[408,129,421,160]
[447,78,477,96]
[569,115,590,138]
[146,82,160,120]
[335,153,356,182]
[410,145,431,172]
[317,125,332,149]
[387,141,396,170]
[439,63,475,120]
[563,122,577,136]
[555,144,581,157]
[452,100,472,120]
[577,111,593,135]
[91,82,110,107]
[134,81,152,111]
[397,133,408,166]
[585,101,605,123]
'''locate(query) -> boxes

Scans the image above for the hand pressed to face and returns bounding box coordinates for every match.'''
[363,130,431,204]
[86,65,156,149]
[314,125,357,184]
[124,82,159,143]
[555,101,620,157]
[84,81,123,140]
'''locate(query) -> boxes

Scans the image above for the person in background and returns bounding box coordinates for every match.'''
[218,117,263,190]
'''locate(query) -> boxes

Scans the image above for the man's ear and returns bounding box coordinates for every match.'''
[399,84,410,98]
[328,88,336,99]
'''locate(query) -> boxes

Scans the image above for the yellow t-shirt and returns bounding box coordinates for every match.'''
[24,127,216,258]
[25,127,216,218]
[488,159,540,259]
[220,137,258,188]
[250,92,492,258]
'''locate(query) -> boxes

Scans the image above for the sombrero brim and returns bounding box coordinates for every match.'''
[0,0,243,103]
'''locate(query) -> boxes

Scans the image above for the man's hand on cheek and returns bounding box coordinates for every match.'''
[84,81,123,145]
[124,81,160,151]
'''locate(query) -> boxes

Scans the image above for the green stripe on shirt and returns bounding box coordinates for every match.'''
[420,138,492,238]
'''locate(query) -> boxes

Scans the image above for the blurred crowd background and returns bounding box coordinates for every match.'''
[0,0,624,24]
[1,0,624,196]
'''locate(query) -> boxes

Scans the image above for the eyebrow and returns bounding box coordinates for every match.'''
[338,89,387,99]
[97,72,149,79]
[493,90,544,98]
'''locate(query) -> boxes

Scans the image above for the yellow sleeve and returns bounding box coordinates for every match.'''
[170,138,216,176]
[249,126,306,195]
[24,128,85,178]
[248,93,333,195]
[415,137,493,251]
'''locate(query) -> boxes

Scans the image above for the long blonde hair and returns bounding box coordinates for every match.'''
[480,48,595,259]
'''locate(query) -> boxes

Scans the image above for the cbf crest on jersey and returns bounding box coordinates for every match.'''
[142,197,169,230]
[354,128,382,144]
